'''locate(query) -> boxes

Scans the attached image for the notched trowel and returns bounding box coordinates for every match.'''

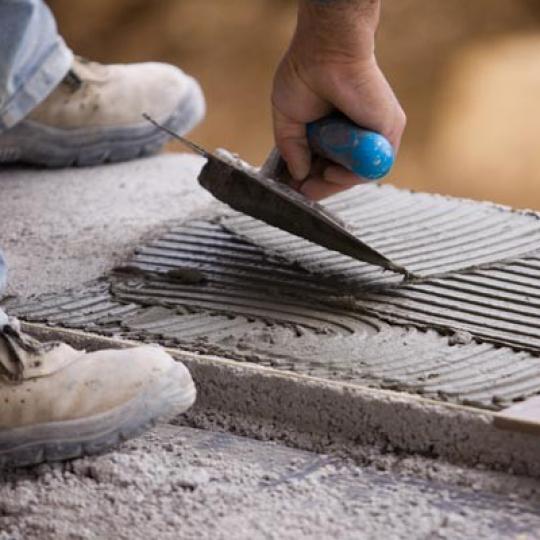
[144,114,407,276]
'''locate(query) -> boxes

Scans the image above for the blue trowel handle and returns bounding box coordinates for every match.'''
[306,116,395,180]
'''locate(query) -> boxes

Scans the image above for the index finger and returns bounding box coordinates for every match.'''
[272,107,312,181]
[300,164,367,201]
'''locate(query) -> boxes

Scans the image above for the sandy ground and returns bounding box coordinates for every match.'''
[1,155,540,539]
[2,425,540,540]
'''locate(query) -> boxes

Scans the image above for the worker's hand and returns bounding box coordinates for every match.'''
[272,0,406,200]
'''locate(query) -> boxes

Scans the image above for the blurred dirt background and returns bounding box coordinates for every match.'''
[48,0,540,208]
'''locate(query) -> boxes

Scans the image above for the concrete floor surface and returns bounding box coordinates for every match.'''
[0,154,214,297]
[2,425,539,540]
[1,154,539,539]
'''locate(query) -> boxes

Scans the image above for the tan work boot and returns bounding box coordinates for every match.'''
[0,56,205,167]
[0,319,196,468]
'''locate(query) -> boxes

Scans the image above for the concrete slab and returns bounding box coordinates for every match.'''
[20,323,540,478]
[2,154,540,538]
[8,181,540,434]
[0,154,214,297]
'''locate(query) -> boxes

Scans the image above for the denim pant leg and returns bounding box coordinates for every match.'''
[0,0,73,132]
[0,250,8,327]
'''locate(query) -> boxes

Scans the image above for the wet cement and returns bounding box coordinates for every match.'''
[223,185,540,353]
[224,184,540,281]
[7,184,540,411]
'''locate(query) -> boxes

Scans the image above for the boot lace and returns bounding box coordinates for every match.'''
[0,323,53,382]
[63,69,83,92]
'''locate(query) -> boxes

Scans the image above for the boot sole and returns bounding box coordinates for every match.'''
[0,76,205,167]
[0,362,196,469]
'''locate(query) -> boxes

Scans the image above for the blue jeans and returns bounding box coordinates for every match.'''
[0,0,71,326]
[0,0,72,132]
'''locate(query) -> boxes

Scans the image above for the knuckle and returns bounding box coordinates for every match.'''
[395,107,407,132]
[399,108,407,126]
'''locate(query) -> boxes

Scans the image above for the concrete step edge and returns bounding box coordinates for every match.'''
[23,321,540,478]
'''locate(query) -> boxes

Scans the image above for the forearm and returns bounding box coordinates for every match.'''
[297,0,381,61]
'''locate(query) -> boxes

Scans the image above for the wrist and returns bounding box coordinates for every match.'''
[296,0,380,62]
[302,0,380,21]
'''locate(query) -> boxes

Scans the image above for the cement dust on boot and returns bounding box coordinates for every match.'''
[0,56,205,167]
[0,318,196,468]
